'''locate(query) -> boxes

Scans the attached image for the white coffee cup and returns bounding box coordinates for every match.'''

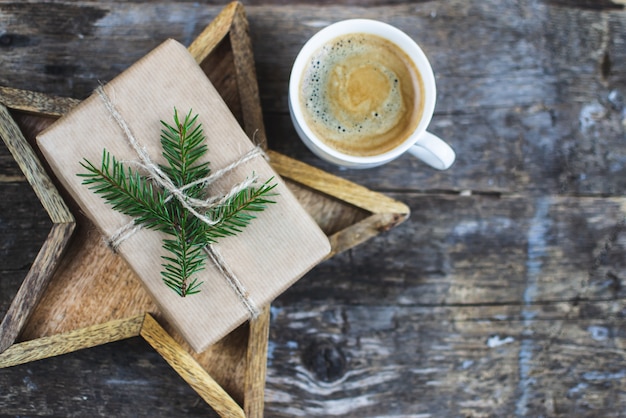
[289,19,455,170]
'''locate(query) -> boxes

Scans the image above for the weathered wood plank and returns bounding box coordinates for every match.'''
[284,193,626,306]
[0,337,220,417]
[265,300,626,417]
[1,299,623,416]
[0,2,623,196]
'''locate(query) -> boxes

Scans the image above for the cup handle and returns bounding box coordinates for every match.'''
[407,131,456,170]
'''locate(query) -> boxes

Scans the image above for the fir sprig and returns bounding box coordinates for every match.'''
[78,109,277,297]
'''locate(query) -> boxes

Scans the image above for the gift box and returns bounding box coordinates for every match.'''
[37,39,330,353]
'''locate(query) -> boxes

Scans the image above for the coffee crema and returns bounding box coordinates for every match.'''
[299,32,424,157]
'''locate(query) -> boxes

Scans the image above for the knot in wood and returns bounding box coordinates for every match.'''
[302,339,347,383]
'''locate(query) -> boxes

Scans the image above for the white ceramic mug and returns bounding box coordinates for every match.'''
[289,19,455,170]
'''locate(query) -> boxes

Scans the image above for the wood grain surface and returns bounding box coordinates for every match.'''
[1,0,625,417]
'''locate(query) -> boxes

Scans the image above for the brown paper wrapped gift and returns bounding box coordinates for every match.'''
[36,39,330,353]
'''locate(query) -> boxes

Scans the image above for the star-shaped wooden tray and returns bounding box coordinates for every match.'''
[0,2,409,417]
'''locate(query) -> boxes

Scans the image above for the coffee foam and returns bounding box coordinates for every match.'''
[299,33,423,157]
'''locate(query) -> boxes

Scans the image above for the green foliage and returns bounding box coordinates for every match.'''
[79,109,277,297]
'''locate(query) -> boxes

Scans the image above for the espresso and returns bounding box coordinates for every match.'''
[299,32,424,157]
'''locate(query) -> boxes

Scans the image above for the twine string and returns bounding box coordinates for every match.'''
[204,245,260,319]
[120,148,263,209]
[96,85,262,318]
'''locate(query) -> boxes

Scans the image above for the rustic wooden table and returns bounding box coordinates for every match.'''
[1,1,625,417]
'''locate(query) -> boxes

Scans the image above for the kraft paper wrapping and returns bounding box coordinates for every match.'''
[37,39,330,352]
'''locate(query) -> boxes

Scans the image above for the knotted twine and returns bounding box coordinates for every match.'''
[96,85,264,318]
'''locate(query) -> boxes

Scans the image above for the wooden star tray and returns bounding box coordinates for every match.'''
[0,2,409,417]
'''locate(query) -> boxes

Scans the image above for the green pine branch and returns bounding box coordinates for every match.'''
[78,151,174,233]
[79,108,277,297]
[205,178,277,241]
